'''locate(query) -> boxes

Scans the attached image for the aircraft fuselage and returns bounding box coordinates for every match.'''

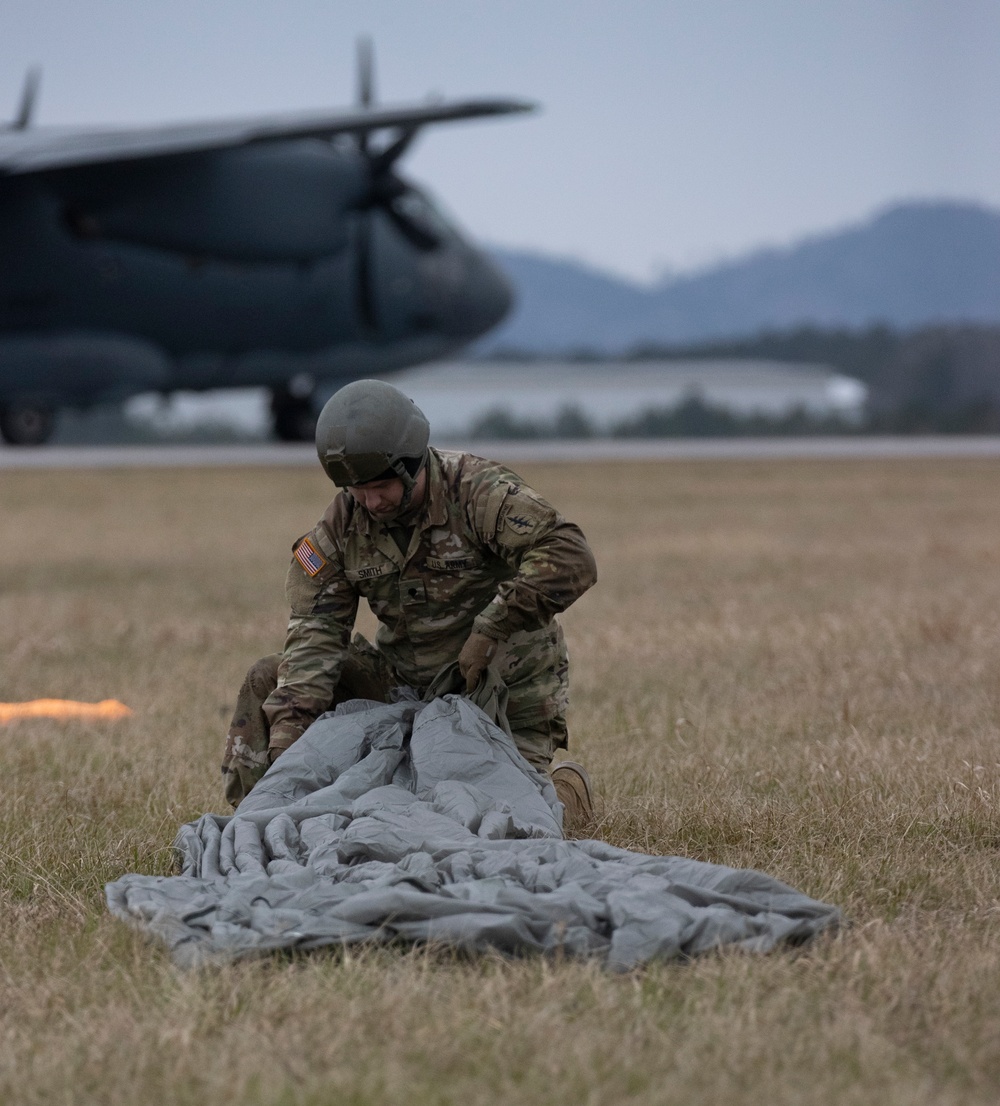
[0,140,512,407]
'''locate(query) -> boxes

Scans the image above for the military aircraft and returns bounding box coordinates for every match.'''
[0,46,531,445]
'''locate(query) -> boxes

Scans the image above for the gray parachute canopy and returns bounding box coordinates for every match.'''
[106,678,842,969]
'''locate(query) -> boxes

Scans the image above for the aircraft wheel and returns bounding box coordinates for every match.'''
[0,403,56,446]
[271,390,317,442]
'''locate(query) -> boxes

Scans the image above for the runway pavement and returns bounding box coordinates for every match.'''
[4,437,1000,469]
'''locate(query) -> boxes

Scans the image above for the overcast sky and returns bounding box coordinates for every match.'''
[2,0,997,283]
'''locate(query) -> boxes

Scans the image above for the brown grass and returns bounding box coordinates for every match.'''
[2,457,1000,1105]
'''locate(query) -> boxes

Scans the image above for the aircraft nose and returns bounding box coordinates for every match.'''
[425,246,514,339]
[455,249,514,337]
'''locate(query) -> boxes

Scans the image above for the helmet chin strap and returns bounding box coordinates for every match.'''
[388,450,428,517]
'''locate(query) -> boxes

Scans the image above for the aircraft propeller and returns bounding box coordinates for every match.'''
[4,67,40,131]
[350,40,441,333]
[357,36,375,116]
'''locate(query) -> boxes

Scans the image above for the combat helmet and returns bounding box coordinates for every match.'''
[315,379,430,487]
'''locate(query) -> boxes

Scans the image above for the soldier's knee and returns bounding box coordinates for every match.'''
[245,654,281,699]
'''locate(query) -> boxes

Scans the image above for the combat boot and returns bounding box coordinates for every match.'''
[550,760,598,836]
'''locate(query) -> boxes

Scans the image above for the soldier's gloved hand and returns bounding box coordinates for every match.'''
[458,631,500,692]
[267,731,298,765]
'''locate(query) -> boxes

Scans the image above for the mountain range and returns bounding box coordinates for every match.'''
[479,201,1000,354]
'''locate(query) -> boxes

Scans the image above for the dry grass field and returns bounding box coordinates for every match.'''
[2,456,1000,1106]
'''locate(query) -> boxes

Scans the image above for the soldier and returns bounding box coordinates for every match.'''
[221,379,599,829]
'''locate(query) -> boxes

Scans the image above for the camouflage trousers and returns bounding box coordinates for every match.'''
[221,634,568,809]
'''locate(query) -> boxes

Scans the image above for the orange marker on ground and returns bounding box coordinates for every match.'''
[0,699,133,723]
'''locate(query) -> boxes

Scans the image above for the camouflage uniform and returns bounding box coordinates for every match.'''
[221,447,597,807]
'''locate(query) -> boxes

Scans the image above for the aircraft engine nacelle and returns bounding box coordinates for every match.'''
[0,332,170,404]
[0,331,173,444]
[60,143,368,263]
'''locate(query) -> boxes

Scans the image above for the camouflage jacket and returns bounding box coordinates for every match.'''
[262,448,597,746]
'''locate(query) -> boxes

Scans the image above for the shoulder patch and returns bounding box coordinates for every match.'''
[503,511,535,534]
[293,535,327,577]
[496,484,558,548]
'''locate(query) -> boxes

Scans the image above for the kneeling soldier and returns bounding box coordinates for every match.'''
[222,380,599,830]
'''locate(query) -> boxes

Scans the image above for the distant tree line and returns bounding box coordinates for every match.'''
[470,397,860,441]
[483,323,1000,435]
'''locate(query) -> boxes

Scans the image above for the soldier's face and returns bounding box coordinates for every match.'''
[349,477,406,519]
[348,469,427,522]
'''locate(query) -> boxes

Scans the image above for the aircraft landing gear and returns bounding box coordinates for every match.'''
[270,379,318,442]
[0,402,56,446]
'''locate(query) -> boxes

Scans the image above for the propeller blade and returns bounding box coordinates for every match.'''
[384,197,441,251]
[370,126,420,175]
[13,67,40,130]
[356,37,375,108]
[354,38,375,157]
[354,212,378,333]
[362,170,441,252]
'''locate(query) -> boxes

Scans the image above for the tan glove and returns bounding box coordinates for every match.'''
[458,631,500,692]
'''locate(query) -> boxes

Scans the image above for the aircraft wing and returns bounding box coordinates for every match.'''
[0,97,535,176]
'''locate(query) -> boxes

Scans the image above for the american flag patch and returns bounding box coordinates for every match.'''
[294,536,327,577]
